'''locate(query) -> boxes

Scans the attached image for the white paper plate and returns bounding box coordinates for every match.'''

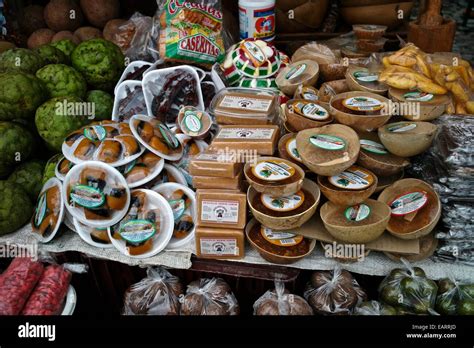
[152,183,196,250]
[108,189,174,259]
[31,178,65,244]
[120,153,165,189]
[112,80,147,123]
[61,285,76,316]
[114,60,154,95]
[129,114,184,161]
[63,161,131,228]
[73,217,114,249]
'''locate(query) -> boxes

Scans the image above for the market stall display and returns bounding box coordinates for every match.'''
[0,0,473,318]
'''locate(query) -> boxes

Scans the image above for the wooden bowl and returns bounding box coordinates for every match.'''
[317,166,378,206]
[377,178,441,240]
[378,121,438,157]
[320,199,391,244]
[276,60,319,96]
[388,87,451,121]
[345,65,388,95]
[330,91,392,132]
[285,100,333,131]
[340,2,414,29]
[244,157,305,196]
[356,131,410,176]
[374,170,404,193]
[245,218,316,265]
[296,124,360,176]
[247,178,321,230]
[277,133,309,170]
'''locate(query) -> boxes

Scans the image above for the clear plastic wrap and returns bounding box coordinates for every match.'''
[378,260,438,315]
[435,278,474,315]
[0,258,44,315]
[354,300,397,315]
[407,116,474,265]
[122,267,183,315]
[180,278,239,315]
[253,281,313,316]
[304,267,367,315]
[22,264,72,316]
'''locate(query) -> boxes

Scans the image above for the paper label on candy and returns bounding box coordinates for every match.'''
[217,128,275,139]
[329,167,375,190]
[200,238,238,256]
[261,227,303,247]
[261,190,305,212]
[70,185,105,209]
[183,111,202,133]
[123,159,137,175]
[243,41,266,66]
[201,200,239,223]
[169,199,186,221]
[353,71,378,82]
[302,92,319,101]
[286,137,302,162]
[343,96,383,112]
[119,219,156,244]
[286,63,307,80]
[360,139,388,155]
[34,193,47,227]
[158,124,180,149]
[195,153,221,161]
[83,125,107,142]
[294,102,329,120]
[310,134,346,151]
[219,95,272,112]
[344,204,371,222]
[252,160,296,181]
[387,122,417,133]
[403,91,433,102]
[390,191,428,216]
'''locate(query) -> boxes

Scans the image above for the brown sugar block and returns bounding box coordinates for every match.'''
[189,151,243,178]
[196,189,247,229]
[195,226,245,259]
[209,125,280,156]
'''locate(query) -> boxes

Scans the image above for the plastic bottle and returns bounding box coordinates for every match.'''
[239,0,276,42]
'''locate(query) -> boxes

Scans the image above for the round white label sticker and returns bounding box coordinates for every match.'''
[310,134,346,151]
[252,160,296,182]
[390,191,429,216]
[343,96,384,112]
[344,204,371,222]
[329,166,375,190]
[360,139,388,155]
[260,190,305,212]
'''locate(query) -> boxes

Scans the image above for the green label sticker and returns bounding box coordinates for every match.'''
[286,63,307,80]
[343,96,384,112]
[252,160,296,181]
[344,204,371,222]
[387,122,417,133]
[70,185,105,209]
[183,111,202,133]
[390,191,428,216]
[286,137,302,162]
[296,102,329,121]
[34,193,48,227]
[261,190,305,212]
[158,124,180,149]
[403,90,434,102]
[353,71,378,82]
[119,219,156,244]
[310,134,346,151]
[168,199,186,221]
[124,159,137,175]
[83,125,107,142]
[360,139,388,155]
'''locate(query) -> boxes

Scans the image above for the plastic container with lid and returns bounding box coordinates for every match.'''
[239,0,276,42]
[209,87,279,125]
[177,106,212,139]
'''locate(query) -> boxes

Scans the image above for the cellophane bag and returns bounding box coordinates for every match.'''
[378,260,438,315]
[408,115,474,265]
[253,281,313,315]
[0,258,44,315]
[304,267,367,315]
[180,278,239,315]
[435,278,474,315]
[156,0,226,67]
[354,300,397,315]
[123,267,183,315]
